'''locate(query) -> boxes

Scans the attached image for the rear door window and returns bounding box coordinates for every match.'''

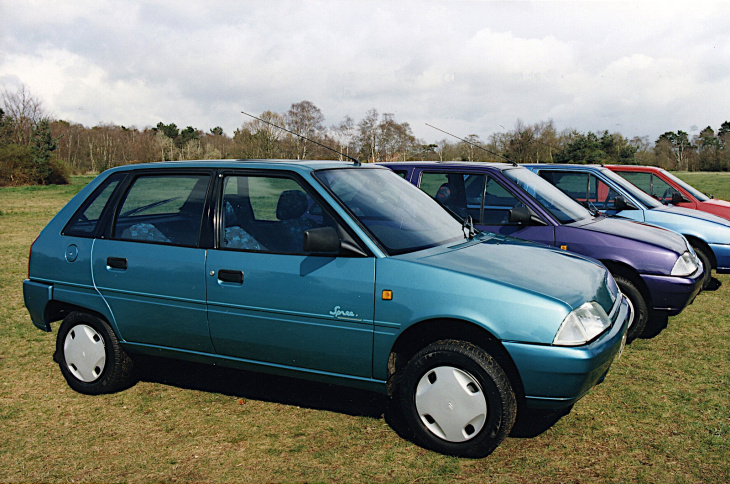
[419,171,527,224]
[113,174,210,247]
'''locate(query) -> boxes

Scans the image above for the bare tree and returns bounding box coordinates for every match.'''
[285,101,325,159]
[234,111,285,159]
[330,115,356,161]
[1,84,48,145]
[378,114,416,161]
[358,109,380,162]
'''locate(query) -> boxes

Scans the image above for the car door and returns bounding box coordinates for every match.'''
[91,171,214,353]
[416,170,555,246]
[205,172,376,378]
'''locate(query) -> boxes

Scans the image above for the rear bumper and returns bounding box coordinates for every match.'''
[640,271,704,315]
[504,295,630,410]
[23,279,53,332]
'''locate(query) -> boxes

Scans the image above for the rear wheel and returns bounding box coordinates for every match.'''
[396,340,516,458]
[613,275,648,342]
[56,312,136,394]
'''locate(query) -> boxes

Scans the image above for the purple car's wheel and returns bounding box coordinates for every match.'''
[614,275,648,342]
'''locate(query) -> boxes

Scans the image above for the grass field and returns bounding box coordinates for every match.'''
[1,172,728,482]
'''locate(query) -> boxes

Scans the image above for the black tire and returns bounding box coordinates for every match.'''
[56,312,136,395]
[396,340,516,458]
[613,275,648,343]
[691,245,712,290]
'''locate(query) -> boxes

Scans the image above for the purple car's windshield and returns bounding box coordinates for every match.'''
[315,167,465,255]
[661,169,710,202]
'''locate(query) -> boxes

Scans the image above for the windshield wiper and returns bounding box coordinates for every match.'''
[581,200,601,217]
[462,215,476,240]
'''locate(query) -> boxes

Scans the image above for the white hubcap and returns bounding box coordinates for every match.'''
[64,324,106,382]
[415,366,487,442]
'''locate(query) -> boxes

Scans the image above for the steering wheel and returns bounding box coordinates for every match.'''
[661,188,673,204]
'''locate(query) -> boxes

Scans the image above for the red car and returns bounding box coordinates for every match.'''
[606,165,730,221]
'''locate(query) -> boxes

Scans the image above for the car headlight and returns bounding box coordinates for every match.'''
[553,301,611,346]
[671,251,700,276]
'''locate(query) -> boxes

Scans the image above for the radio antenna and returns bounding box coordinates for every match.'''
[241,111,361,166]
[426,123,517,166]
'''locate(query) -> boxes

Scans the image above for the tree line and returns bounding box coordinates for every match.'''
[2,84,730,187]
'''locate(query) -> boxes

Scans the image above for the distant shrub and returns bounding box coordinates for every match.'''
[0,143,69,187]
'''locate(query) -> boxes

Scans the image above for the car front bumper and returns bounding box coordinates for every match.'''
[503,295,630,410]
[641,271,704,315]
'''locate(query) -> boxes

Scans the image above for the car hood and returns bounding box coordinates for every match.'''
[698,199,730,217]
[408,233,617,313]
[653,205,730,227]
[577,216,688,254]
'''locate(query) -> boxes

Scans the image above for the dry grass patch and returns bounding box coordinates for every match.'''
[1,174,729,482]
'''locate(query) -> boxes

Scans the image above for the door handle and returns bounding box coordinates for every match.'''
[107,257,128,270]
[218,269,243,284]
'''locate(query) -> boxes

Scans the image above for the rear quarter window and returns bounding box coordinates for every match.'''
[63,173,124,237]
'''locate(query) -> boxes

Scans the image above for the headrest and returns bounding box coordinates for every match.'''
[276,190,308,221]
[436,183,451,202]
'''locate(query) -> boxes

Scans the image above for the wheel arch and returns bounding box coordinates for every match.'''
[683,235,716,269]
[45,301,115,334]
[599,259,652,309]
[386,318,526,405]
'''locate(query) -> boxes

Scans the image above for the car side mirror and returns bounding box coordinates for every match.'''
[613,196,637,211]
[508,206,532,225]
[671,192,689,204]
[303,227,341,253]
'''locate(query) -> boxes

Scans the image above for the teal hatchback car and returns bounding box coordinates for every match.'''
[24,160,629,457]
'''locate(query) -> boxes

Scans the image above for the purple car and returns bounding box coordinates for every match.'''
[381,162,704,342]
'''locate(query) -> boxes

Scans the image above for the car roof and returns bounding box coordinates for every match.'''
[520,163,606,170]
[604,165,663,173]
[103,159,376,175]
[380,161,516,170]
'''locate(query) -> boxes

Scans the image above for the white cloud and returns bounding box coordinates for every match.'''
[2,0,730,140]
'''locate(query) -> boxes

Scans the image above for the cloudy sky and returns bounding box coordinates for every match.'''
[2,0,729,144]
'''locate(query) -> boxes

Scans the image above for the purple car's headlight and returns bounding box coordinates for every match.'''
[671,251,700,277]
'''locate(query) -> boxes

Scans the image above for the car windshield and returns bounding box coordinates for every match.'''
[660,169,710,201]
[502,167,592,224]
[314,167,465,255]
[598,167,662,208]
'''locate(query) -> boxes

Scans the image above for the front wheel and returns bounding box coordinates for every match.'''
[396,340,516,458]
[613,275,648,342]
[691,245,712,290]
[56,312,136,394]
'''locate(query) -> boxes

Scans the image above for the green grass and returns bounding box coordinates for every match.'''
[1,174,729,482]
[673,171,730,200]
